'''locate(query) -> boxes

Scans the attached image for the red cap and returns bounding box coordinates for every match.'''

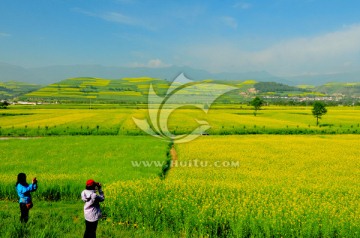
[86,179,96,187]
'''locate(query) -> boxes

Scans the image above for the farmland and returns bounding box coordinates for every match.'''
[0,136,170,237]
[3,0,360,237]
[0,104,359,237]
[108,135,360,237]
[0,105,360,136]
[21,77,250,101]
[0,134,359,237]
[20,76,351,104]
[0,81,41,100]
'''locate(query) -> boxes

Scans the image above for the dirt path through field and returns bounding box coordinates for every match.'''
[170,145,178,163]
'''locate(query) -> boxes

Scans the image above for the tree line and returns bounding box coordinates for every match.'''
[250,96,327,126]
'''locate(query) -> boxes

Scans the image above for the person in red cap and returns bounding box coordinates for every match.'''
[81,179,105,238]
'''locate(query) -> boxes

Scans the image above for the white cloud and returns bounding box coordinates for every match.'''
[147,59,169,68]
[0,32,11,37]
[221,16,238,29]
[129,59,170,68]
[101,12,138,25]
[184,24,360,75]
[73,8,152,30]
[233,2,252,9]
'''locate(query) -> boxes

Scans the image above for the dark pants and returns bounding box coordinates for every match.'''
[19,203,29,223]
[84,220,98,238]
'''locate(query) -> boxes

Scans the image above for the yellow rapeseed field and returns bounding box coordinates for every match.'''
[106,135,360,237]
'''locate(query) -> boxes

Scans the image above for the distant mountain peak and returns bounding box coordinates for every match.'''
[1,62,359,86]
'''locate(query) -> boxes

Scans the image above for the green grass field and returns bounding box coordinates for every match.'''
[0,136,170,237]
[0,136,169,201]
[0,200,179,238]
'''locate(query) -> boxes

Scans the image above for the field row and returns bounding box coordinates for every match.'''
[1,106,359,136]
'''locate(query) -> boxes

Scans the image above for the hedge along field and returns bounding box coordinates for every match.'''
[0,136,169,201]
[105,135,360,237]
[1,105,360,136]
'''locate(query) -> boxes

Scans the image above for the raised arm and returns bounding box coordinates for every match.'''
[18,183,37,194]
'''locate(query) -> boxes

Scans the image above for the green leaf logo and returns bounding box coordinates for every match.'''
[133,73,237,143]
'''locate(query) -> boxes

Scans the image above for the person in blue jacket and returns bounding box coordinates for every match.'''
[16,173,38,223]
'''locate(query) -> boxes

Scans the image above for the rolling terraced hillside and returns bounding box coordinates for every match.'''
[24,77,166,103]
[23,77,256,103]
[315,82,360,97]
[21,77,318,103]
[0,81,41,100]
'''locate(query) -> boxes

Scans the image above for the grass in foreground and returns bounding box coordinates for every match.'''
[0,201,177,238]
[0,136,169,201]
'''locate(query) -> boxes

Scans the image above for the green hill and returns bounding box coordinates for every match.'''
[0,81,42,100]
[23,77,259,103]
[23,77,169,103]
[254,82,315,97]
[314,82,360,97]
[17,77,359,103]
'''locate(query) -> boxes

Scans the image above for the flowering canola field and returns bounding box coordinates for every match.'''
[1,106,360,136]
[106,135,360,237]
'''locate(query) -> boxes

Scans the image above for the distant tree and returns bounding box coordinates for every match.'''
[0,100,10,109]
[312,101,327,126]
[250,96,265,116]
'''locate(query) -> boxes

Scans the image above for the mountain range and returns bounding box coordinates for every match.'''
[0,62,360,86]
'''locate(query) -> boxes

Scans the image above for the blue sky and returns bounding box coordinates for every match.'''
[1,0,360,76]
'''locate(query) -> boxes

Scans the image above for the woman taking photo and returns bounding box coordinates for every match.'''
[81,179,105,238]
[15,173,38,223]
